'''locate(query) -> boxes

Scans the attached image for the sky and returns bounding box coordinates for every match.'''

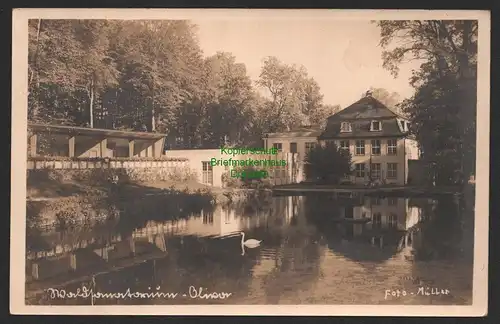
[192,19,421,108]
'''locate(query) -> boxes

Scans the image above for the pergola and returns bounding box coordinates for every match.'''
[28,123,167,159]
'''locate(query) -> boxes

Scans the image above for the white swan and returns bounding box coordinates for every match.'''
[241,232,261,248]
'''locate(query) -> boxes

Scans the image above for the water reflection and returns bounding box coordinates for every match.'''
[26,194,473,305]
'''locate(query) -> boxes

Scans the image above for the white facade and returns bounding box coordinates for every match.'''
[320,137,420,185]
[263,132,419,185]
[164,149,293,188]
[263,129,321,183]
[264,135,319,162]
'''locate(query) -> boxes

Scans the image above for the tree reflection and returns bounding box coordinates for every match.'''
[253,196,322,304]
[411,196,469,261]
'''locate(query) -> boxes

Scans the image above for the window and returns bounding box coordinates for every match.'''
[202,211,214,224]
[355,163,365,178]
[371,163,381,179]
[339,140,350,152]
[387,163,398,179]
[372,212,382,228]
[387,197,398,206]
[272,143,283,152]
[387,139,397,155]
[355,140,365,155]
[370,120,382,131]
[290,142,297,154]
[202,161,213,185]
[371,139,381,155]
[340,122,352,132]
[388,213,398,228]
[371,197,381,205]
[399,120,409,132]
[305,142,316,152]
[398,120,405,131]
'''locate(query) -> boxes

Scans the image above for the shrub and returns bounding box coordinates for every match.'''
[304,141,352,184]
[221,165,273,189]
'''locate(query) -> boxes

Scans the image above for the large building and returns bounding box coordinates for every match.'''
[28,123,166,159]
[263,126,322,160]
[318,91,420,185]
[262,126,322,183]
[262,91,420,185]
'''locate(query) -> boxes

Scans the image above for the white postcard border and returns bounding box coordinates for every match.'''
[10,8,490,316]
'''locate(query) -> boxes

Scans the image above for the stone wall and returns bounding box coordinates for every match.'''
[26,157,196,183]
[27,158,188,170]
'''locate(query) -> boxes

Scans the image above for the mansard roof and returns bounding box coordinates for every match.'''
[326,96,406,120]
[319,95,409,140]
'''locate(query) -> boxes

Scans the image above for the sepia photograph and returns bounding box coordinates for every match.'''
[10,9,489,316]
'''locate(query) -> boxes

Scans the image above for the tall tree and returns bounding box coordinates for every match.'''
[114,20,205,133]
[202,52,255,146]
[256,56,324,132]
[71,20,121,128]
[361,87,402,113]
[28,20,337,151]
[376,20,478,183]
[310,104,341,128]
[28,19,82,124]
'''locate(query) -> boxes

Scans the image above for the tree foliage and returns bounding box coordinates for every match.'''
[303,142,352,184]
[376,20,477,185]
[255,56,329,132]
[361,87,403,113]
[28,20,343,149]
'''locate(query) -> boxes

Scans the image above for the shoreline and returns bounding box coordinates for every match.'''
[26,177,272,229]
[272,184,463,196]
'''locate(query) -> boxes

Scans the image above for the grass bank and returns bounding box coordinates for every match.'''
[26,169,271,229]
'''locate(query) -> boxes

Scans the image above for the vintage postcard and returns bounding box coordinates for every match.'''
[11,8,489,316]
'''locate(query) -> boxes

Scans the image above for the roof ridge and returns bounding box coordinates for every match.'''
[328,95,410,120]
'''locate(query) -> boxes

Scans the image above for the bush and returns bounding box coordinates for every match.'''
[221,165,272,189]
[304,141,352,184]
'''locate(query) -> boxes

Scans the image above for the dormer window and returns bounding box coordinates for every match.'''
[370,120,382,131]
[340,122,352,133]
[398,119,408,132]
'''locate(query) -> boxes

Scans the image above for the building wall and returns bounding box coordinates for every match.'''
[264,136,318,161]
[164,149,294,187]
[77,140,102,158]
[164,149,225,187]
[404,138,420,184]
[318,137,418,185]
[265,134,421,185]
[264,136,318,183]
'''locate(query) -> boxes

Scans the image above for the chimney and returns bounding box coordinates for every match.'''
[365,90,373,97]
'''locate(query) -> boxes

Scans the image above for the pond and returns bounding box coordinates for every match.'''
[25,193,474,305]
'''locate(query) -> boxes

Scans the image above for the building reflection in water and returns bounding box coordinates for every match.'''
[340,195,425,248]
[25,193,471,305]
[26,195,423,281]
